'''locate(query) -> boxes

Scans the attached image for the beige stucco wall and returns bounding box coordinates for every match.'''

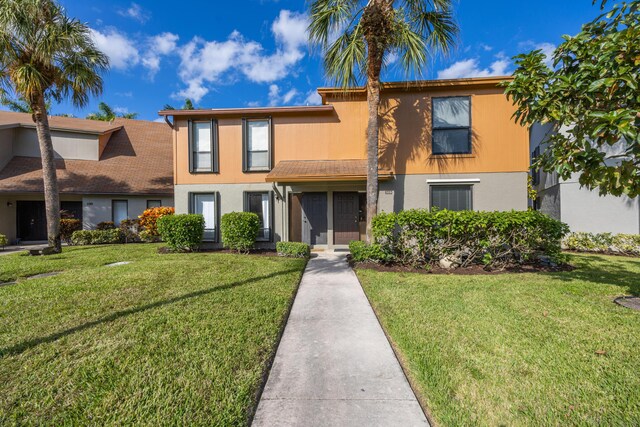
[12,128,102,161]
[0,127,15,171]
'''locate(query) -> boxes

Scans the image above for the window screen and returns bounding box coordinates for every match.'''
[190,121,217,172]
[432,97,471,154]
[112,200,128,225]
[246,192,271,241]
[244,119,270,171]
[430,185,472,211]
[191,193,217,241]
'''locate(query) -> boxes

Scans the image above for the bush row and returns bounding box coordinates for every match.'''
[220,212,260,253]
[276,242,310,258]
[0,233,7,248]
[563,232,640,256]
[157,214,205,252]
[71,229,123,245]
[356,209,569,269]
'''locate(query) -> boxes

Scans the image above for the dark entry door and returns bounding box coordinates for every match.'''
[16,201,47,241]
[301,192,327,245]
[333,192,360,245]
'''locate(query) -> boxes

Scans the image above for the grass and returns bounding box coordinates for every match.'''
[356,253,640,426]
[0,244,306,426]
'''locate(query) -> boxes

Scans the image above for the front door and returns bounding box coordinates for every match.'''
[16,201,47,241]
[333,192,360,245]
[301,192,327,245]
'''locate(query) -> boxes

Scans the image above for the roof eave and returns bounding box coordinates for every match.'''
[158,105,334,117]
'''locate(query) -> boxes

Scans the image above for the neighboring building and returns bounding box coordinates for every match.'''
[530,123,639,234]
[159,76,529,249]
[0,111,173,243]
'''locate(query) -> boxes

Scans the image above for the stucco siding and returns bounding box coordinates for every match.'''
[0,127,15,171]
[82,196,174,229]
[12,127,101,161]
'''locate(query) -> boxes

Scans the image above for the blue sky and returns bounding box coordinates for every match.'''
[41,0,604,120]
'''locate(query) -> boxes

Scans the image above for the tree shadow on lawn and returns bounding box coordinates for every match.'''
[0,267,301,358]
[546,254,639,297]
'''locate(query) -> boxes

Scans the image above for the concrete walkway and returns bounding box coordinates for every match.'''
[252,252,428,427]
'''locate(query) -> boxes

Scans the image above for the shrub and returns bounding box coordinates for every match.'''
[348,241,390,263]
[157,214,205,252]
[220,212,260,253]
[119,219,140,243]
[60,218,82,244]
[564,232,640,256]
[0,233,8,248]
[96,221,115,230]
[369,209,569,269]
[139,229,162,243]
[276,242,310,258]
[71,229,123,245]
[139,207,175,236]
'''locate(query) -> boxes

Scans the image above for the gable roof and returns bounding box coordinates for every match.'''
[0,110,122,134]
[0,116,173,195]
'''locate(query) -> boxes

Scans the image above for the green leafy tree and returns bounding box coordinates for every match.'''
[87,101,137,121]
[2,95,51,113]
[0,0,108,252]
[163,98,195,111]
[505,0,639,197]
[308,0,458,242]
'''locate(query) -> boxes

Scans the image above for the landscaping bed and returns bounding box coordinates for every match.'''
[0,244,306,425]
[356,253,640,425]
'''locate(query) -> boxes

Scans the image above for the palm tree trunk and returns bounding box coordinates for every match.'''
[365,78,380,244]
[32,96,62,252]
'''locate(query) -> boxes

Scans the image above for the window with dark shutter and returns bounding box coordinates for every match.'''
[430,185,472,211]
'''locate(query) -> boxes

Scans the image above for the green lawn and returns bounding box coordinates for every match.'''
[356,254,640,426]
[0,245,306,426]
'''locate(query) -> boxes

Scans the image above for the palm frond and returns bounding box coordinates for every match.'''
[323,24,366,87]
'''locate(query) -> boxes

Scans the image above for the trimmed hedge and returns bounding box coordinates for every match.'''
[362,209,569,269]
[348,241,390,263]
[96,221,116,230]
[220,212,260,253]
[71,229,123,245]
[276,242,310,258]
[0,233,7,248]
[564,232,640,256]
[157,214,205,252]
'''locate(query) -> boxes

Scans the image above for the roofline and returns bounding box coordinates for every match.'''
[0,122,122,136]
[317,76,513,95]
[158,105,335,117]
[0,190,174,196]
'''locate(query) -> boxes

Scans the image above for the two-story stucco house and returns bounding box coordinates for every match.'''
[0,111,173,243]
[159,76,529,249]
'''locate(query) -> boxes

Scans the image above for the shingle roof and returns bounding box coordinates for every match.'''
[0,117,173,195]
[0,110,122,134]
[265,159,393,182]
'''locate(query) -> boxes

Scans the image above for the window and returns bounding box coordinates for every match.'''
[147,200,162,209]
[189,120,218,173]
[190,193,217,241]
[112,200,128,225]
[430,185,472,211]
[432,96,471,155]
[245,192,272,241]
[243,118,271,172]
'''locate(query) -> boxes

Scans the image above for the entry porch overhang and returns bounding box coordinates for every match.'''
[265,159,393,183]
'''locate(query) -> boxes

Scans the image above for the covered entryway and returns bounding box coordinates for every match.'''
[16,201,47,241]
[333,192,360,245]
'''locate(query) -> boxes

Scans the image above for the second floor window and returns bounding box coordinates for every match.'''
[432,96,471,155]
[243,118,272,172]
[189,120,218,173]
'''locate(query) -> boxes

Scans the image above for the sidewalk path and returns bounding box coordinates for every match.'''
[252,252,428,427]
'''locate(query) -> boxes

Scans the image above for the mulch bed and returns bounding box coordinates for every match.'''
[349,257,574,275]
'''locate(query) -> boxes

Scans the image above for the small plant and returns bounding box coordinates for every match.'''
[60,218,82,244]
[564,232,640,256]
[220,212,260,253]
[139,207,174,237]
[119,219,140,243]
[276,242,310,258]
[348,241,389,263]
[157,214,205,252]
[71,229,123,245]
[96,221,115,230]
[0,233,8,249]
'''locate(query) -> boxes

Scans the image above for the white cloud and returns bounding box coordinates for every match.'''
[479,43,493,52]
[174,10,309,102]
[282,88,299,104]
[118,3,150,23]
[142,32,179,77]
[437,56,510,79]
[266,84,299,106]
[268,84,280,105]
[304,90,322,106]
[519,41,556,67]
[90,28,139,70]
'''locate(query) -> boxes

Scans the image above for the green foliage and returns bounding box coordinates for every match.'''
[276,242,310,258]
[368,209,570,268]
[0,233,8,247]
[119,219,140,243]
[71,229,123,245]
[348,241,389,263]
[220,212,260,253]
[60,218,82,244]
[96,221,115,230]
[505,1,640,197]
[157,214,205,252]
[86,102,138,121]
[564,232,640,256]
[139,229,161,243]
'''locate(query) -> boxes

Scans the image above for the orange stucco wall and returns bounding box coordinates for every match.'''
[173,86,529,185]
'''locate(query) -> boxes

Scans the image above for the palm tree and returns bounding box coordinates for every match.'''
[2,95,51,113]
[163,98,195,111]
[309,0,458,242]
[87,101,137,121]
[0,0,108,253]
